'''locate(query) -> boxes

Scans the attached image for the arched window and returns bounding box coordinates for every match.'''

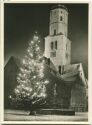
[55,41,57,49]
[51,42,53,50]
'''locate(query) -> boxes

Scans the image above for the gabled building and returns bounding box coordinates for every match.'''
[4,56,20,108]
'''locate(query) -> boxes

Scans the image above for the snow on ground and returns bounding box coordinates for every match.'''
[4,109,88,121]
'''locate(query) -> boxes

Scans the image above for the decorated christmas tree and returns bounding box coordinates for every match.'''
[9,32,49,110]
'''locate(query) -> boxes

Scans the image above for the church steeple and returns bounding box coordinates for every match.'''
[49,4,68,37]
[45,4,71,71]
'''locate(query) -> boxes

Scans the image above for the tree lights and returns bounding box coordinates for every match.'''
[9,32,49,109]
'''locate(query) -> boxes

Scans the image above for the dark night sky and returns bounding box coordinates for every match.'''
[4,3,88,75]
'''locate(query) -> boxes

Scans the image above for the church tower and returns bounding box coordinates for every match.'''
[44,4,71,72]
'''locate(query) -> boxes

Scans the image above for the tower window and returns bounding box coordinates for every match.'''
[62,65,64,74]
[61,11,62,13]
[55,41,57,49]
[47,58,50,65]
[66,53,68,59]
[50,51,56,57]
[54,29,56,35]
[51,42,53,50]
[58,65,61,74]
[60,16,62,21]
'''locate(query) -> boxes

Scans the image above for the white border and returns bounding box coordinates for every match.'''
[0,1,4,123]
[0,0,91,124]
[1,0,91,3]
[89,1,92,124]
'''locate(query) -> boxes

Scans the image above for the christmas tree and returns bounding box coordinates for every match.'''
[9,32,49,109]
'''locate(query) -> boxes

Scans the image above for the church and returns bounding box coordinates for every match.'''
[4,4,88,112]
[43,4,87,112]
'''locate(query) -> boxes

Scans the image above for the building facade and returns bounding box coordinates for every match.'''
[45,5,71,72]
[44,4,87,111]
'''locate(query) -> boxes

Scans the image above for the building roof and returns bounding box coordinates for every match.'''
[51,4,68,12]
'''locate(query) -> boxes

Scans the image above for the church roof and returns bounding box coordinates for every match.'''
[43,58,87,86]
